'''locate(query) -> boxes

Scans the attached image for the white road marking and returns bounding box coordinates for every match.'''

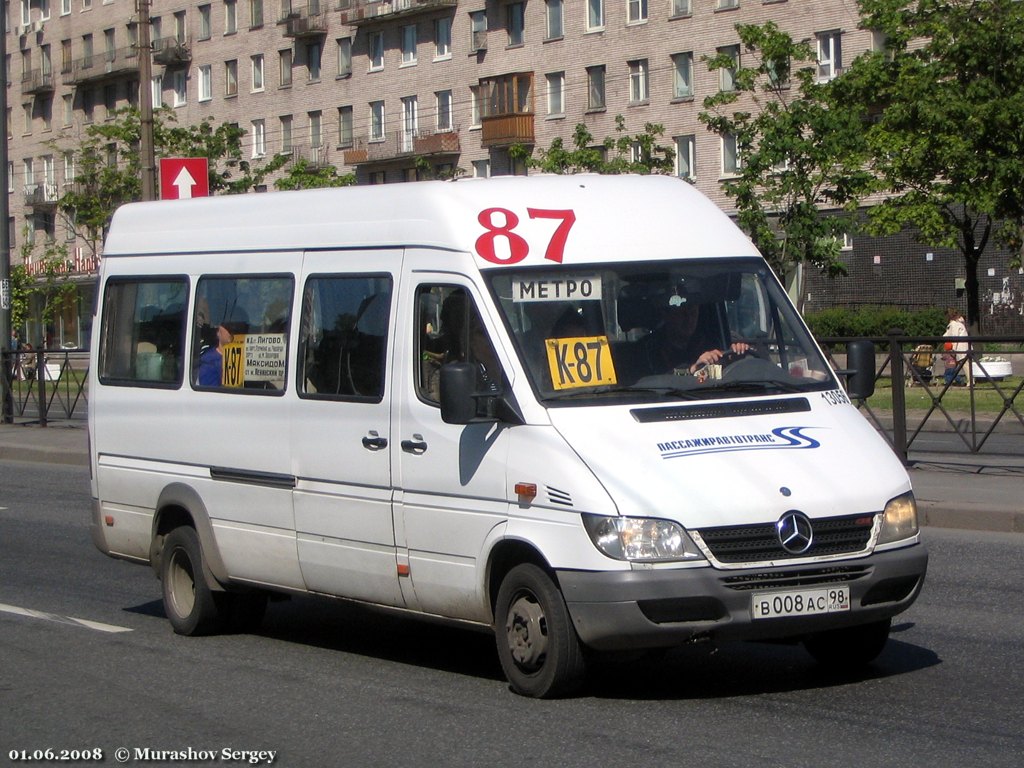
[0,602,133,634]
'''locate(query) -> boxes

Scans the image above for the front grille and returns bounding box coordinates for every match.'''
[721,565,871,591]
[696,514,875,564]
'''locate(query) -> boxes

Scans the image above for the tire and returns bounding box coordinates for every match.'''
[161,526,224,636]
[494,563,586,698]
[803,618,892,670]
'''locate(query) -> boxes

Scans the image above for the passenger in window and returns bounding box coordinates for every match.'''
[642,293,748,377]
[197,320,246,386]
[436,289,501,394]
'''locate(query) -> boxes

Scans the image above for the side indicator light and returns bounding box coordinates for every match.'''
[397,563,411,577]
[104,515,115,527]
[514,483,537,501]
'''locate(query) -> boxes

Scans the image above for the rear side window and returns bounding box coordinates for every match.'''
[192,275,294,392]
[97,278,188,386]
[298,275,393,401]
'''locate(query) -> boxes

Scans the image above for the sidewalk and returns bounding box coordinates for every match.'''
[0,422,1021,534]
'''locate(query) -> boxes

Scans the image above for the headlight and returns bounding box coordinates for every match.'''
[582,515,704,562]
[877,491,919,545]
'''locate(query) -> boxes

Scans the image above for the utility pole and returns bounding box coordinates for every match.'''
[138,0,157,201]
[1,0,13,422]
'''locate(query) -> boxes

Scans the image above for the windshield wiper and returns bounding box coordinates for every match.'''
[543,384,703,401]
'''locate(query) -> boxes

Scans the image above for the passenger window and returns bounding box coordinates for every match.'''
[298,275,393,401]
[417,284,503,404]
[97,278,188,387]
[192,275,294,392]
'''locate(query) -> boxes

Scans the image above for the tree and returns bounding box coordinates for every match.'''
[837,0,1024,332]
[13,234,79,345]
[522,116,676,175]
[274,159,357,190]
[698,22,873,297]
[55,107,288,257]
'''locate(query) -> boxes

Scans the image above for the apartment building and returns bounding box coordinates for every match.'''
[7,0,1023,343]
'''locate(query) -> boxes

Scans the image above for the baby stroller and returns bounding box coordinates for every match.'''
[907,344,934,386]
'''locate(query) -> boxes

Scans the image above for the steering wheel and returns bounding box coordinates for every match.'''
[717,348,753,368]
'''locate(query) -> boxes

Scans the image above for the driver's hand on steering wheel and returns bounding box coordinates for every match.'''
[688,342,751,374]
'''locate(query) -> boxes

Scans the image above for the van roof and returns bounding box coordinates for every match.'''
[102,174,758,267]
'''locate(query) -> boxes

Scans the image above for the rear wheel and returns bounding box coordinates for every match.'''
[161,526,224,636]
[803,618,892,669]
[494,564,586,698]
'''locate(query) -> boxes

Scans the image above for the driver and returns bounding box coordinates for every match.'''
[643,294,749,377]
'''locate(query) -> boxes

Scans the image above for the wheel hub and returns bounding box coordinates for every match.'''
[506,594,548,671]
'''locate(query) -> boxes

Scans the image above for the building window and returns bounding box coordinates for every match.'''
[672,52,693,99]
[280,114,293,153]
[674,135,695,180]
[434,17,451,59]
[307,42,321,81]
[61,0,71,15]
[469,85,482,128]
[249,0,263,29]
[337,106,353,148]
[436,90,453,131]
[586,0,604,31]
[279,49,292,87]
[337,37,352,77]
[507,3,524,47]
[251,119,266,157]
[172,70,187,106]
[224,59,238,96]
[401,24,417,66]
[545,0,563,40]
[151,75,163,107]
[718,44,739,92]
[470,11,487,52]
[62,94,73,126]
[671,0,691,16]
[199,5,212,39]
[309,111,322,149]
[627,0,647,24]
[225,0,237,34]
[587,65,605,110]
[722,133,741,176]
[251,54,264,92]
[717,0,738,9]
[401,96,418,152]
[628,59,648,103]
[817,31,842,81]
[369,31,384,70]
[472,159,490,178]
[370,100,385,142]
[546,72,564,117]
[199,64,212,101]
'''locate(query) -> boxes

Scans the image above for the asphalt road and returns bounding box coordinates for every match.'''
[2,461,1023,768]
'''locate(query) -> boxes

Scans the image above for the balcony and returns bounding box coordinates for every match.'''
[479,72,535,148]
[62,46,140,86]
[343,129,460,166]
[339,0,457,26]
[480,114,534,148]
[21,68,55,96]
[289,144,331,169]
[152,37,191,66]
[279,3,328,38]
[24,183,60,209]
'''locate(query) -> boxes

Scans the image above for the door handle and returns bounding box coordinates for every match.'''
[362,433,388,451]
[401,436,428,454]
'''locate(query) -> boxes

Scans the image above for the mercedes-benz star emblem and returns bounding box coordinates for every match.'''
[776,511,814,555]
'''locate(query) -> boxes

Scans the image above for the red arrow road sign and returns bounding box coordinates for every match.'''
[159,158,210,200]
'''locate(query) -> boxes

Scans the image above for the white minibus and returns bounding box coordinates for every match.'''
[89,175,927,697]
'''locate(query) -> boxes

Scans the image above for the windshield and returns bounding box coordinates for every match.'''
[486,259,837,404]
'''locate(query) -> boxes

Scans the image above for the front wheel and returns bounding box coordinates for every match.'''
[803,618,892,670]
[494,564,586,698]
[161,526,224,636]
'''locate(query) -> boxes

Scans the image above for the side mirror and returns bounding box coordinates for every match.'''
[439,363,481,425]
[844,339,876,400]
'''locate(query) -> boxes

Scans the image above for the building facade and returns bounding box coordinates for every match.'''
[6,0,1024,344]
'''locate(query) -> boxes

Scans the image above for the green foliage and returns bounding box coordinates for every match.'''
[526,116,675,175]
[14,235,80,331]
[274,159,356,190]
[836,0,1024,330]
[7,264,35,332]
[804,305,947,339]
[698,22,873,280]
[53,108,288,253]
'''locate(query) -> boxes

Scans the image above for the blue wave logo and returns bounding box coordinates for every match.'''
[658,426,821,460]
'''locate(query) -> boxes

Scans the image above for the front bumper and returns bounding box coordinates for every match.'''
[557,543,928,651]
